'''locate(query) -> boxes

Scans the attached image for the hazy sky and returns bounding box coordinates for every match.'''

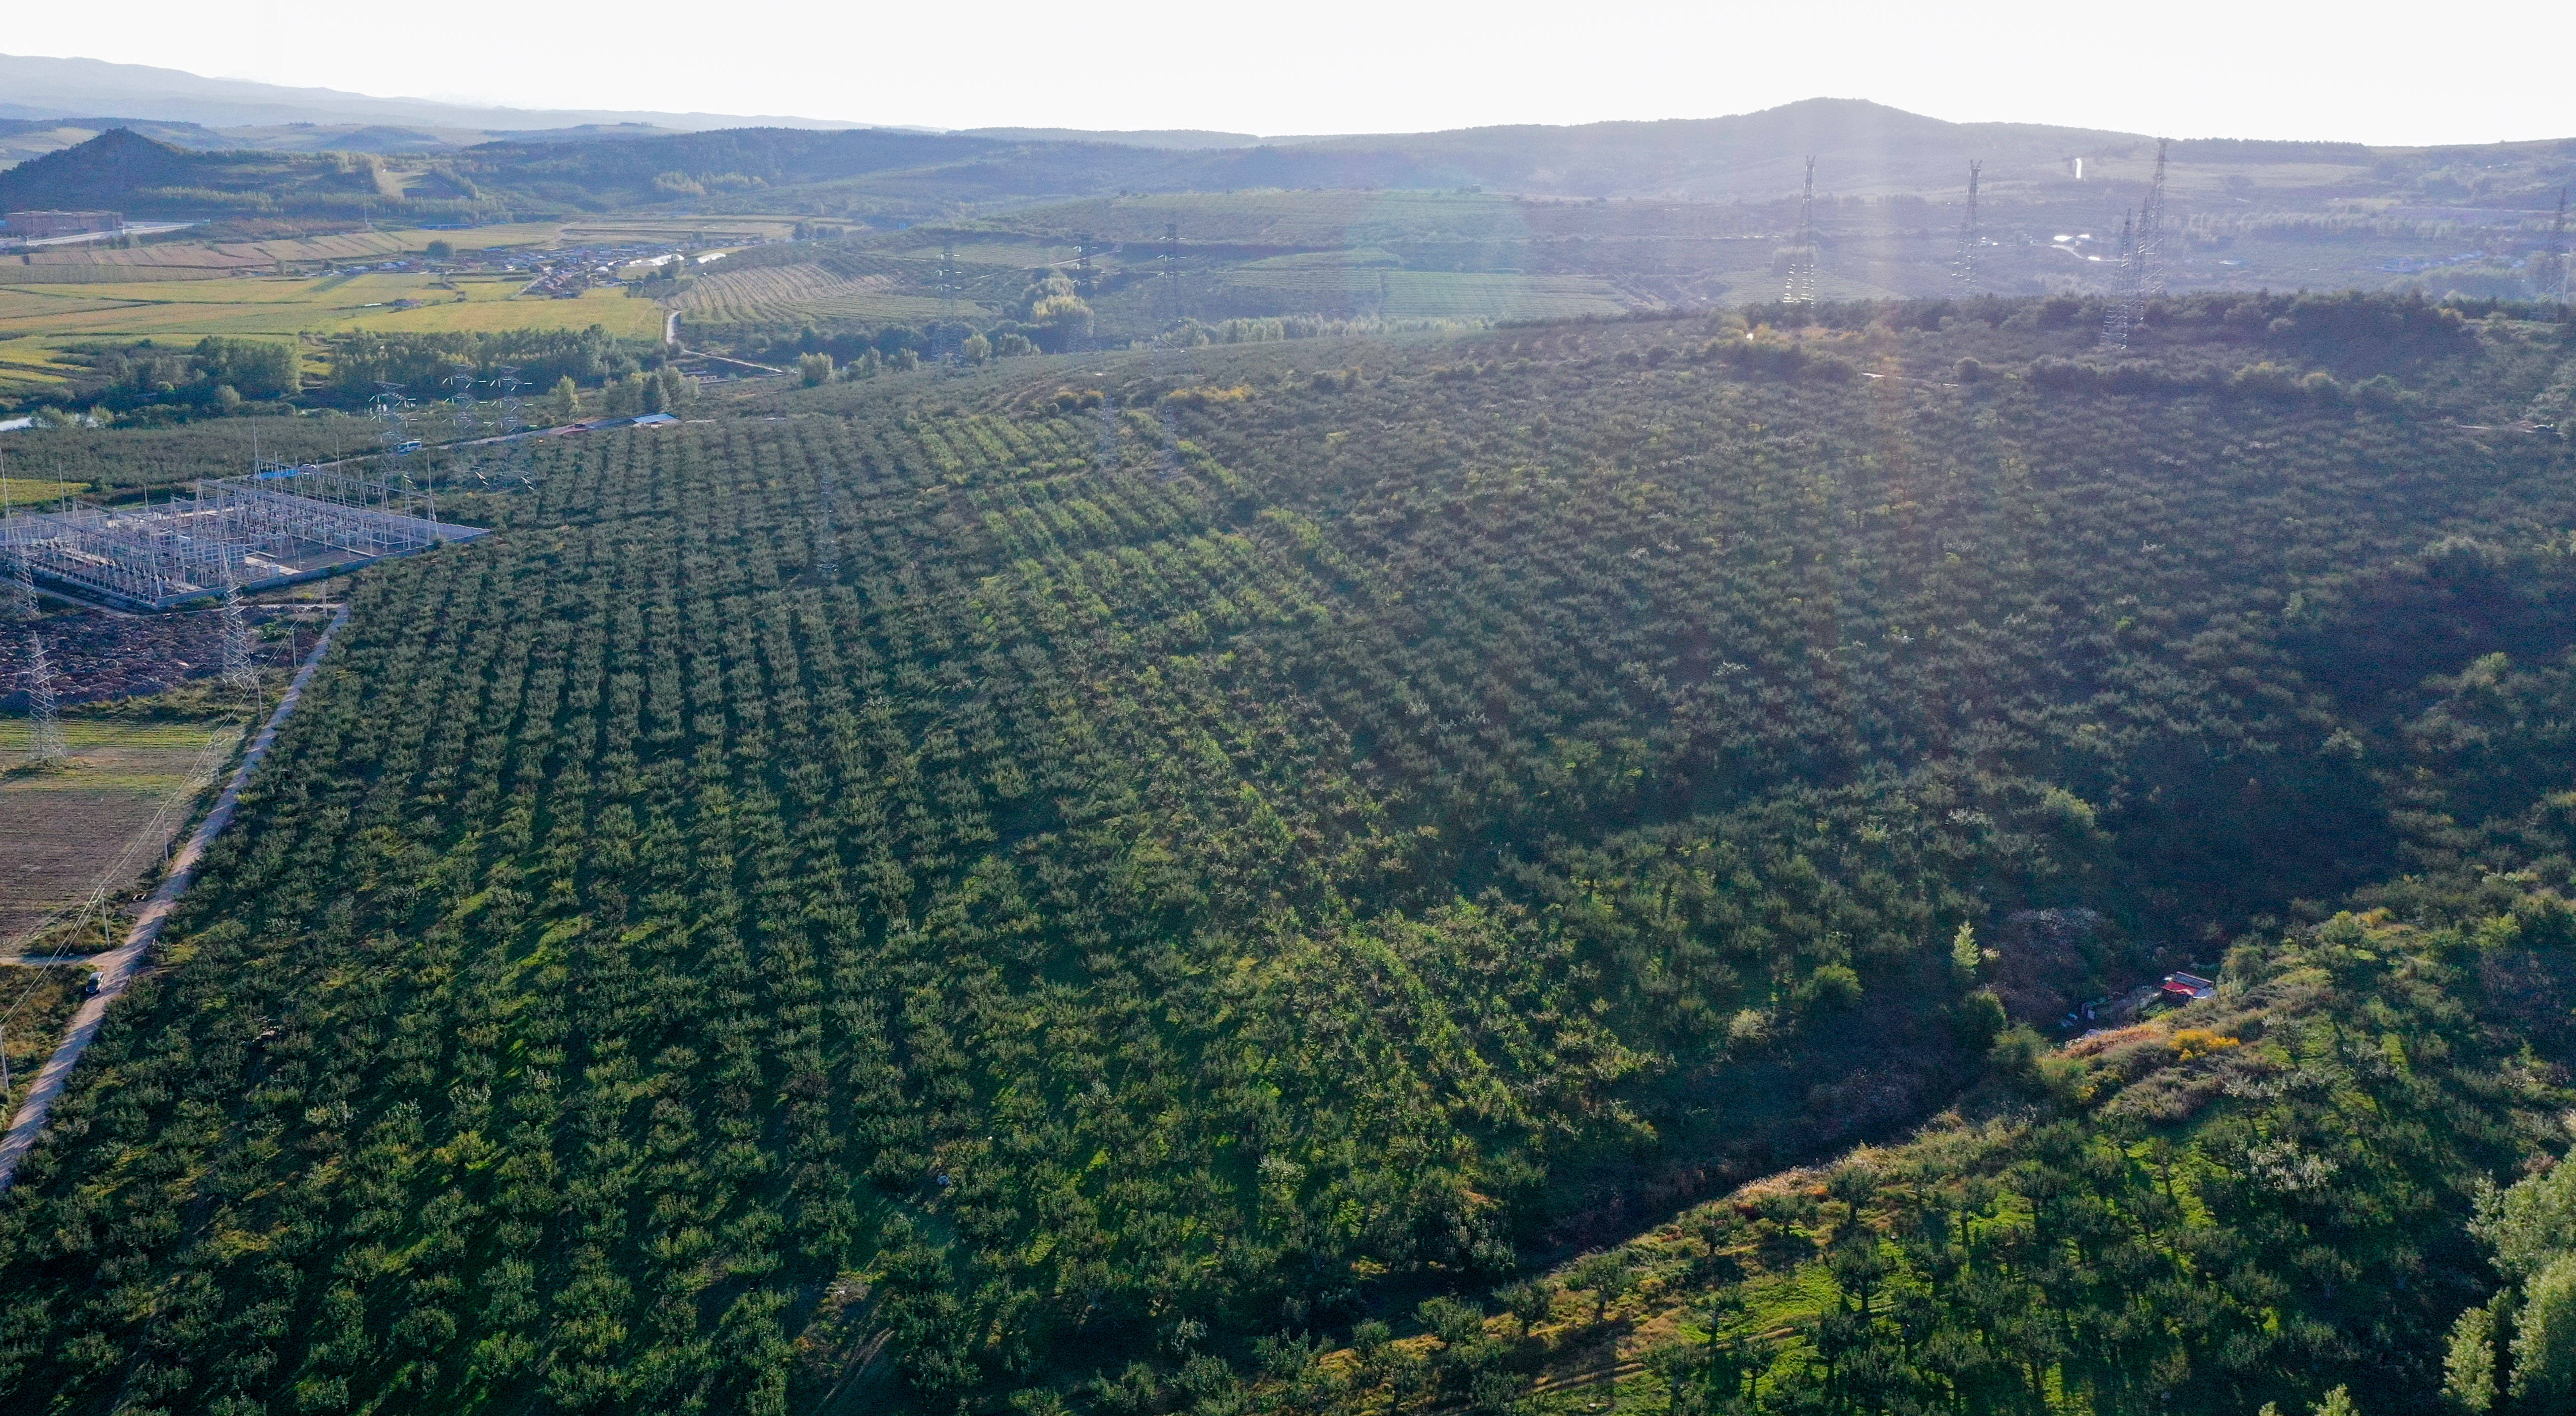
[12,0,2573,144]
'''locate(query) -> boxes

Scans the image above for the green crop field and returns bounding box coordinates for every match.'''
[0,275,666,402]
[1,292,2572,1416]
[0,479,92,504]
[0,274,662,340]
[0,339,86,401]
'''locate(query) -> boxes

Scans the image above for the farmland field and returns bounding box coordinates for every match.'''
[559,216,801,245]
[5,224,568,283]
[0,717,232,940]
[0,274,664,401]
[0,274,662,341]
[0,480,91,506]
[0,340,85,402]
[677,263,960,324]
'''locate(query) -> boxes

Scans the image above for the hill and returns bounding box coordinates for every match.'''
[2,294,2573,1414]
[0,52,875,133]
[0,128,435,221]
[5,100,2570,303]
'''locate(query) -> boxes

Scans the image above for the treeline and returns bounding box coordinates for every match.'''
[320,326,662,406]
[7,335,300,423]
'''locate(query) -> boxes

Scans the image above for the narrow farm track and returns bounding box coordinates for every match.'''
[0,604,350,1189]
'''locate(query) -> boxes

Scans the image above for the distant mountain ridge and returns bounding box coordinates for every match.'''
[0,99,2176,225]
[0,53,879,133]
[3,61,2570,237]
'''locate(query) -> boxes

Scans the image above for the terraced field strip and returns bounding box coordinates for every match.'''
[679,264,957,323]
[5,224,570,286]
[0,273,664,341]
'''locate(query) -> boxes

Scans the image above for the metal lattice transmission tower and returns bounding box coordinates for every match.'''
[447,365,481,438]
[1782,156,1819,306]
[2137,138,2170,297]
[2099,212,2141,350]
[1161,222,1184,334]
[20,631,64,766]
[2099,141,2170,351]
[371,384,411,452]
[6,538,35,622]
[218,554,256,694]
[493,366,527,435]
[1953,160,1983,289]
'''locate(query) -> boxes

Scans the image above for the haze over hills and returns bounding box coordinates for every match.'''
[6,52,2567,211]
[9,96,2573,219]
[0,53,878,135]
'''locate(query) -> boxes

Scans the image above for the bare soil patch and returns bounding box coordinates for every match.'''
[0,720,233,940]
